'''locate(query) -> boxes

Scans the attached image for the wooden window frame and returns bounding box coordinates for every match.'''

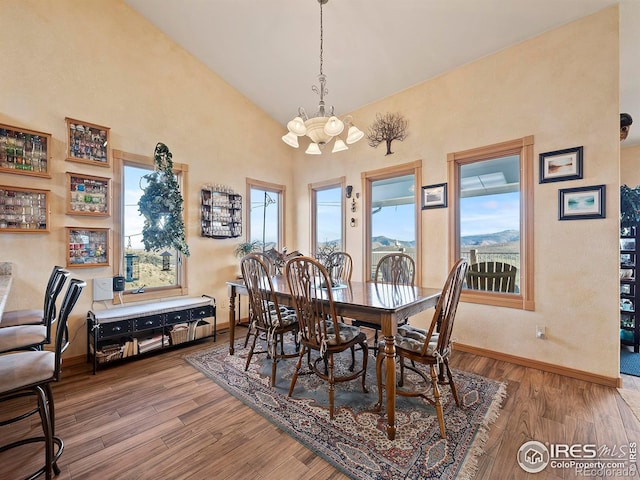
[447,136,535,310]
[246,178,286,250]
[362,161,422,285]
[112,149,189,303]
[309,176,346,256]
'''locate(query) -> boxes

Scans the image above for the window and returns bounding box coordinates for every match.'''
[113,150,188,301]
[310,178,345,256]
[247,178,285,251]
[448,136,534,310]
[364,161,422,282]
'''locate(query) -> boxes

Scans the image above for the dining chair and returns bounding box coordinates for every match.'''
[0,278,85,480]
[375,259,468,438]
[465,261,517,293]
[326,251,353,285]
[353,252,415,354]
[0,267,70,354]
[241,254,299,387]
[1,266,68,328]
[285,256,368,420]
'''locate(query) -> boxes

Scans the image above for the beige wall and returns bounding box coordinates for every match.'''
[292,7,621,379]
[0,0,295,357]
[0,1,623,381]
[622,145,640,186]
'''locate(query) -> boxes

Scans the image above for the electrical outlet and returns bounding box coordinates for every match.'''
[536,325,546,339]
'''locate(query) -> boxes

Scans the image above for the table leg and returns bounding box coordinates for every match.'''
[228,286,236,355]
[384,333,397,440]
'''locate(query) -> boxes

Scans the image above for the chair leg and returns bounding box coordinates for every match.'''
[288,346,305,397]
[44,383,62,476]
[372,328,379,355]
[244,331,258,371]
[398,357,405,387]
[430,365,446,438]
[349,346,355,372]
[35,386,54,480]
[243,322,252,348]
[360,341,369,393]
[444,360,460,407]
[375,350,384,411]
[271,335,278,387]
[328,353,335,420]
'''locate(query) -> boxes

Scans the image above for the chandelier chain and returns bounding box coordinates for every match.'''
[319,0,323,76]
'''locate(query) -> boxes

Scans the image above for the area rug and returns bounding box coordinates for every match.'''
[184,338,507,480]
[621,347,640,377]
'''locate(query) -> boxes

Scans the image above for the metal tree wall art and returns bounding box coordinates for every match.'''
[366,113,408,155]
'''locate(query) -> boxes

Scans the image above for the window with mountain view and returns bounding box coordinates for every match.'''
[364,163,421,283]
[311,179,344,257]
[449,136,534,310]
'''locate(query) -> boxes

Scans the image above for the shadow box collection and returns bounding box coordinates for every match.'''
[0,117,113,268]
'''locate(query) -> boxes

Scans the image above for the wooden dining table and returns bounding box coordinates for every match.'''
[226,276,441,440]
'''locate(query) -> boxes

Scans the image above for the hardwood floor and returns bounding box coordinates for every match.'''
[2,328,639,480]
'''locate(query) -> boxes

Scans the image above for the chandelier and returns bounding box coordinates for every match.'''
[281,0,364,155]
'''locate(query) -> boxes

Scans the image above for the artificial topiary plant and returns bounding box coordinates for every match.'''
[621,184,640,228]
[138,143,190,256]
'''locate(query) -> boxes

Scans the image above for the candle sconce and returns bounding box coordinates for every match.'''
[351,192,359,212]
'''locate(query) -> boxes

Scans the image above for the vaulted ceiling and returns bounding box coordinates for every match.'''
[124,0,640,146]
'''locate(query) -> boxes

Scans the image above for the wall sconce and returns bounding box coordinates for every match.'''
[350,217,356,227]
[346,185,353,198]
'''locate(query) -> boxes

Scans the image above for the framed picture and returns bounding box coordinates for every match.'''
[621,268,635,280]
[66,172,110,216]
[621,253,635,267]
[65,117,110,167]
[558,184,605,220]
[66,227,109,267]
[539,146,583,183]
[421,183,447,209]
[621,238,636,251]
[621,284,634,296]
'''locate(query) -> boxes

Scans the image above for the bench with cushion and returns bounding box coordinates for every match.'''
[87,295,215,374]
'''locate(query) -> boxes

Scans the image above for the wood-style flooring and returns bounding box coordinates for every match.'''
[2,328,639,480]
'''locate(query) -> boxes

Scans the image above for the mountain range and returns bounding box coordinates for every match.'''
[370,230,519,250]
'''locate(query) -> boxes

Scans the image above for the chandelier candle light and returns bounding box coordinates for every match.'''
[281,0,364,155]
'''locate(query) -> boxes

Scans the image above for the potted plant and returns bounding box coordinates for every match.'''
[234,240,261,259]
[138,143,190,256]
[621,185,640,229]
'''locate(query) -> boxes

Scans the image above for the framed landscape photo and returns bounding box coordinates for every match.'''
[421,183,447,209]
[558,184,605,220]
[539,146,583,183]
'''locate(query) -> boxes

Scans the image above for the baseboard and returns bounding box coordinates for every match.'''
[454,343,622,388]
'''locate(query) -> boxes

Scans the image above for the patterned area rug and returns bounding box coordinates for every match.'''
[184,338,506,480]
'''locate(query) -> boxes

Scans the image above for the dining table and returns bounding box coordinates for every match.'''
[226,275,441,440]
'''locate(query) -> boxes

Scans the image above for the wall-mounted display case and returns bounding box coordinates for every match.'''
[65,117,110,168]
[66,172,110,216]
[0,185,49,232]
[66,227,109,267]
[0,123,52,178]
[621,225,640,353]
[201,186,242,238]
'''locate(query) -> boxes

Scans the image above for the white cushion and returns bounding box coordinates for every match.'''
[0,350,55,394]
[0,325,47,353]
[1,309,44,326]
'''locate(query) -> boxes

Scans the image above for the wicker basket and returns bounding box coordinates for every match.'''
[96,346,123,364]
[194,320,213,340]
[169,323,189,345]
